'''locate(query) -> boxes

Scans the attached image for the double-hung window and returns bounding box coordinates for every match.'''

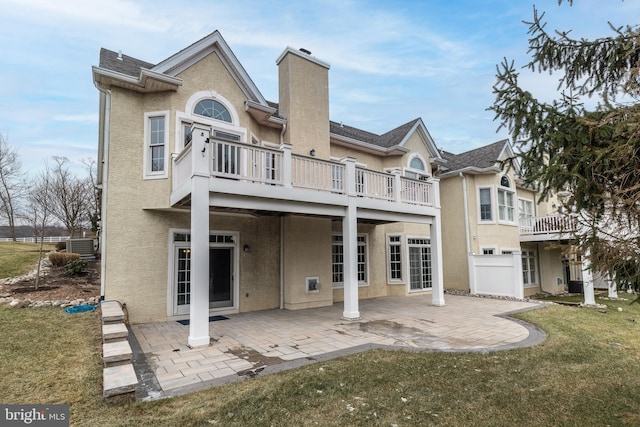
[479,188,493,222]
[497,176,515,223]
[387,235,403,282]
[144,111,169,179]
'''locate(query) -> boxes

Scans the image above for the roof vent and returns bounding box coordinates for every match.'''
[299,48,312,55]
[117,50,123,61]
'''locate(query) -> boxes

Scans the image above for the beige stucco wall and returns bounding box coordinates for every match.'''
[278,51,330,159]
[439,175,470,290]
[536,244,566,294]
[282,216,333,310]
[102,50,289,323]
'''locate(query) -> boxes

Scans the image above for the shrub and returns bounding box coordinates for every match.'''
[55,241,67,251]
[65,259,87,276]
[48,252,80,267]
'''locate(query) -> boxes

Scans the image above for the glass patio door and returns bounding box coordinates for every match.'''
[174,246,234,315]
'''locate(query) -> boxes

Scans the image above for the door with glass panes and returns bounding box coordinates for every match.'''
[174,237,234,315]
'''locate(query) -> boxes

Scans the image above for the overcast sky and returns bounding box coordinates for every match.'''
[0,0,635,176]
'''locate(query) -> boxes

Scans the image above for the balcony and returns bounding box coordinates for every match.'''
[171,140,437,218]
[519,215,576,242]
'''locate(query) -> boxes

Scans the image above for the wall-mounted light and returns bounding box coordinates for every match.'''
[243,244,250,253]
[310,149,316,157]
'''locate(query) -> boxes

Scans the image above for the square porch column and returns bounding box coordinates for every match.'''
[341,156,360,320]
[342,201,360,320]
[188,124,211,348]
[430,214,446,306]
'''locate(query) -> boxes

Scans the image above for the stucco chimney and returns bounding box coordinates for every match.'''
[276,47,331,158]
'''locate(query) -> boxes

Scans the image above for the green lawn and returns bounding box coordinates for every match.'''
[1,295,640,426]
[0,242,56,278]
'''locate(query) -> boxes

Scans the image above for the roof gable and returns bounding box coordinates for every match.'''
[330,118,443,160]
[440,139,520,177]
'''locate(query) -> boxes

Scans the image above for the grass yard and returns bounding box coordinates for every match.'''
[2,295,640,426]
[0,242,56,278]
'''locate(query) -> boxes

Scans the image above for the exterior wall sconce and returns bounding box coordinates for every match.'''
[310,149,316,157]
[243,244,250,252]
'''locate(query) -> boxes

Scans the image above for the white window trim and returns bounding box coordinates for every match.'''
[497,187,517,225]
[331,233,370,288]
[143,110,169,179]
[166,228,240,318]
[386,233,405,284]
[501,247,519,255]
[522,249,538,288]
[406,235,432,293]
[518,197,535,219]
[477,186,495,224]
[403,152,430,179]
[185,91,240,126]
[480,246,497,255]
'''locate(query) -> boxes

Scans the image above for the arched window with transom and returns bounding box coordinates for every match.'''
[194,99,232,122]
[500,175,511,188]
[405,154,429,180]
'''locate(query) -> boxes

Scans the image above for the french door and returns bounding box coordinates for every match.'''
[408,238,432,291]
[173,244,234,315]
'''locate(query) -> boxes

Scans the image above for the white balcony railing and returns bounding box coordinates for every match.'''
[292,156,345,193]
[519,215,576,235]
[172,141,436,208]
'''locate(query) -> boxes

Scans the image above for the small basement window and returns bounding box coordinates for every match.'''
[306,276,320,293]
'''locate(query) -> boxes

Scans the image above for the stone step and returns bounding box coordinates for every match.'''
[103,340,132,367]
[103,363,138,397]
[103,322,129,343]
[101,301,125,324]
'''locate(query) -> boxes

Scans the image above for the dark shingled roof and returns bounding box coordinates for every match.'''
[99,48,155,77]
[330,118,421,148]
[98,46,420,149]
[441,139,507,172]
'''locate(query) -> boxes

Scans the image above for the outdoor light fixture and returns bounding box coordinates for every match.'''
[243,244,250,252]
[310,149,316,157]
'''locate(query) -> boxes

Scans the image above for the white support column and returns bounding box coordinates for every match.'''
[280,143,292,188]
[341,156,360,320]
[188,124,211,348]
[582,252,596,306]
[430,215,446,306]
[342,201,360,320]
[512,251,524,300]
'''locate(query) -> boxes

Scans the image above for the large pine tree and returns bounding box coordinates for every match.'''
[490,1,640,291]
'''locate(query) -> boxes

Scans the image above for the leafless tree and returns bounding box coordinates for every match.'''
[26,164,54,289]
[81,158,101,234]
[0,133,25,241]
[49,156,89,237]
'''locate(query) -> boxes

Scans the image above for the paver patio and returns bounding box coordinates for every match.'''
[130,294,546,399]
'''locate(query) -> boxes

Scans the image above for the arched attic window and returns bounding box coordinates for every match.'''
[194,99,232,122]
[500,175,511,188]
[405,154,429,180]
[410,157,425,171]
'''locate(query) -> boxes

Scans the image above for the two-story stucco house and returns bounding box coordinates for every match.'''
[439,139,588,299]
[92,31,446,347]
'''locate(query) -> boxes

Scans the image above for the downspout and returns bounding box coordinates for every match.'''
[279,122,287,145]
[94,83,111,298]
[460,173,471,253]
[280,216,285,309]
[279,121,287,309]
